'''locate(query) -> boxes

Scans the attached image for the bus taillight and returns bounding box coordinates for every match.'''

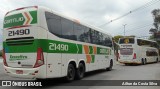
[34,48,44,68]
[133,53,136,59]
[2,49,8,66]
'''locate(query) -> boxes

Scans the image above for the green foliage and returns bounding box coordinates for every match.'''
[150,9,160,42]
[149,35,154,40]
[152,9,160,29]
[113,35,123,43]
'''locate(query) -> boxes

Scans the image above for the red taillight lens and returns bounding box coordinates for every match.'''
[34,48,44,68]
[16,7,25,11]
[2,49,8,66]
[133,53,136,59]
[5,6,38,16]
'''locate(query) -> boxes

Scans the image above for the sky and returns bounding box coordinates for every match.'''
[0,0,160,49]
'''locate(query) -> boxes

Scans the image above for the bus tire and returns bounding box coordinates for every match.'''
[145,58,147,64]
[65,63,76,82]
[106,59,113,71]
[75,62,85,80]
[156,58,158,63]
[141,59,145,65]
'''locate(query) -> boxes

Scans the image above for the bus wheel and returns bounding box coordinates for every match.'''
[141,59,145,65]
[106,60,113,71]
[156,58,159,63]
[65,64,76,81]
[76,63,85,80]
[145,58,147,64]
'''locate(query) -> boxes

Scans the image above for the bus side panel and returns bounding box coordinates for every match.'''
[95,55,102,70]
[61,54,77,76]
[136,46,141,62]
[60,39,79,77]
[47,53,62,78]
[145,47,158,63]
[98,55,108,69]
[46,32,62,78]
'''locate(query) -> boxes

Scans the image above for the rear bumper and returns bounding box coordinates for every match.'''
[3,65,46,79]
[118,59,141,64]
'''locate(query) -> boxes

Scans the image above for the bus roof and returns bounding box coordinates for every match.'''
[39,6,112,38]
[137,38,157,43]
[120,37,157,43]
[5,6,112,37]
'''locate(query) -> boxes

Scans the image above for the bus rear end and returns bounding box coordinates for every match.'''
[2,6,47,79]
[118,38,141,64]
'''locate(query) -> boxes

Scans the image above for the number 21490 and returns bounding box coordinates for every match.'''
[49,43,69,51]
[8,29,30,36]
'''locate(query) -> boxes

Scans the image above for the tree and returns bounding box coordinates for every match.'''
[149,35,154,40]
[149,28,157,33]
[152,9,160,30]
[149,9,160,41]
[113,35,123,43]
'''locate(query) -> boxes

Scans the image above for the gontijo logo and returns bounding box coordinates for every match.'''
[3,10,37,28]
[9,55,28,61]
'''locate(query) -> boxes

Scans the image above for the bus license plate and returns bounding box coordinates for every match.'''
[16,70,23,74]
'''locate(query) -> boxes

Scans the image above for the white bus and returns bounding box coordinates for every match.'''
[2,6,114,81]
[118,37,159,65]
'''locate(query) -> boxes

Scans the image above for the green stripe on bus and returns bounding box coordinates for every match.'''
[89,46,93,54]
[77,44,82,54]
[3,39,110,55]
[91,55,95,63]
[3,40,37,53]
[47,40,78,53]
[97,47,110,55]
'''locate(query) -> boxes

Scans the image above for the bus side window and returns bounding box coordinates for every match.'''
[98,33,103,45]
[74,23,85,42]
[137,39,141,46]
[61,18,76,40]
[102,34,112,47]
[45,12,62,37]
[83,27,91,43]
[90,29,101,44]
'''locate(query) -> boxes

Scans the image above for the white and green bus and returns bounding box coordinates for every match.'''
[2,6,114,80]
[118,37,159,65]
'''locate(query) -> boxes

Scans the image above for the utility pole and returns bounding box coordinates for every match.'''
[123,24,127,36]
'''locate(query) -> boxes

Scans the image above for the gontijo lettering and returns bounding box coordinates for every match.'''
[9,55,28,61]
[4,17,24,24]
[3,11,37,28]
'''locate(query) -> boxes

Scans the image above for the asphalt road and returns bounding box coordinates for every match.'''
[0,59,160,89]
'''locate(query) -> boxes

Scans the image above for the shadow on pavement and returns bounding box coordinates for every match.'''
[20,69,112,88]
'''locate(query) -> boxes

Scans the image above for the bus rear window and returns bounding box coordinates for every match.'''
[119,38,134,44]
